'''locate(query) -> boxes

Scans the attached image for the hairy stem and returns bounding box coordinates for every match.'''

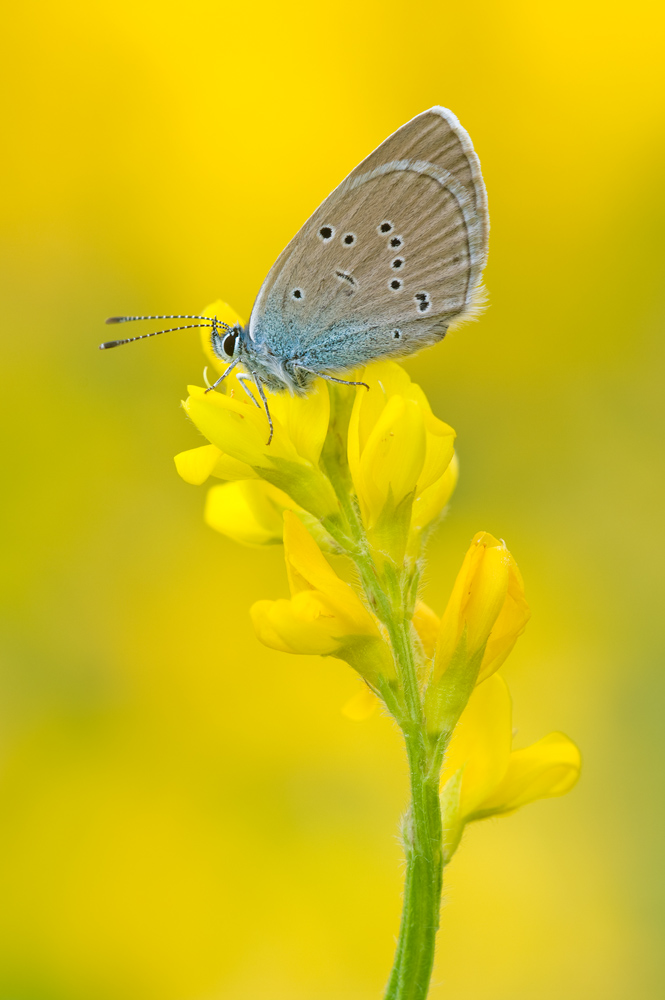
[384,728,444,999]
[324,439,445,999]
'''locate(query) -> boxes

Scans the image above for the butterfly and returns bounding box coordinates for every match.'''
[102,106,489,441]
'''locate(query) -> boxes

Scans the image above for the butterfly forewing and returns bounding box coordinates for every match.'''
[248,107,489,373]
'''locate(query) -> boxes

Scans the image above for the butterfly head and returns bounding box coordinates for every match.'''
[211,320,243,363]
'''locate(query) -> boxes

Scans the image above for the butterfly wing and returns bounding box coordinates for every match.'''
[248,107,489,374]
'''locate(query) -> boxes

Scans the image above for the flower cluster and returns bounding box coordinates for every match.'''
[251,510,394,687]
[175,301,457,559]
[176,300,580,860]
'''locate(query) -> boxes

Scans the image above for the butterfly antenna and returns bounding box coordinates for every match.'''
[106,314,220,324]
[100,314,231,350]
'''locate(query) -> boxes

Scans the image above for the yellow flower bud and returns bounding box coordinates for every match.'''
[347,361,455,559]
[251,511,395,684]
[440,674,580,835]
[433,531,530,685]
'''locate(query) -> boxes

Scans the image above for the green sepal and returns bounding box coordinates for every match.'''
[293,511,340,554]
[319,382,356,490]
[424,629,487,737]
[330,633,397,685]
[255,456,340,520]
[440,768,465,864]
[368,487,416,567]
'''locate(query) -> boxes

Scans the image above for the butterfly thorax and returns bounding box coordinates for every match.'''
[211,322,316,395]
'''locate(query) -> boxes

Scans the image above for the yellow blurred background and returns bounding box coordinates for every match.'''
[1,1,664,997]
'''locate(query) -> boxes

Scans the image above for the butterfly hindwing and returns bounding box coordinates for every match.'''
[248,107,489,373]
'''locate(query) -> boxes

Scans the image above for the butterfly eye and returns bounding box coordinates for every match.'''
[222,332,238,357]
[378,221,393,234]
[319,226,334,241]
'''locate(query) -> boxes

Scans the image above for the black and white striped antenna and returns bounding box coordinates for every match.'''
[99,314,230,350]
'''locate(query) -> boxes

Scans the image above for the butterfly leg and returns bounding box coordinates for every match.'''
[251,373,274,445]
[236,372,262,408]
[204,356,241,393]
[295,367,370,391]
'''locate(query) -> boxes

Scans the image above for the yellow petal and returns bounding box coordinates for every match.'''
[407,384,456,493]
[174,443,258,484]
[250,591,343,656]
[433,533,486,678]
[433,532,515,681]
[342,685,378,721]
[477,555,530,683]
[265,590,344,654]
[183,385,298,467]
[210,452,260,481]
[174,444,223,485]
[282,512,380,637]
[410,452,459,539]
[348,362,426,526]
[439,674,512,818]
[204,481,289,546]
[463,539,511,654]
[249,599,298,654]
[250,512,394,683]
[283,509,346,594]
[355,395,426,525]
[412,600,441,660]
[479,732,581,815]
[349,361,412,463]
[267,379,330,466]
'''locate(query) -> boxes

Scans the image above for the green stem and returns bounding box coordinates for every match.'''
[322,443,445,998]
[384,728,444,999]
[371,613,444,999]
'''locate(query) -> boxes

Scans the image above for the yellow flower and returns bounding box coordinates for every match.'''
[204,480,291,547]
[409,452,459,553]
[179,301,339,521]
[251,511,394,685]
[347,361,456,559]
[204,478,336,551]
[433,531,530,686]
[439,674,580,858]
